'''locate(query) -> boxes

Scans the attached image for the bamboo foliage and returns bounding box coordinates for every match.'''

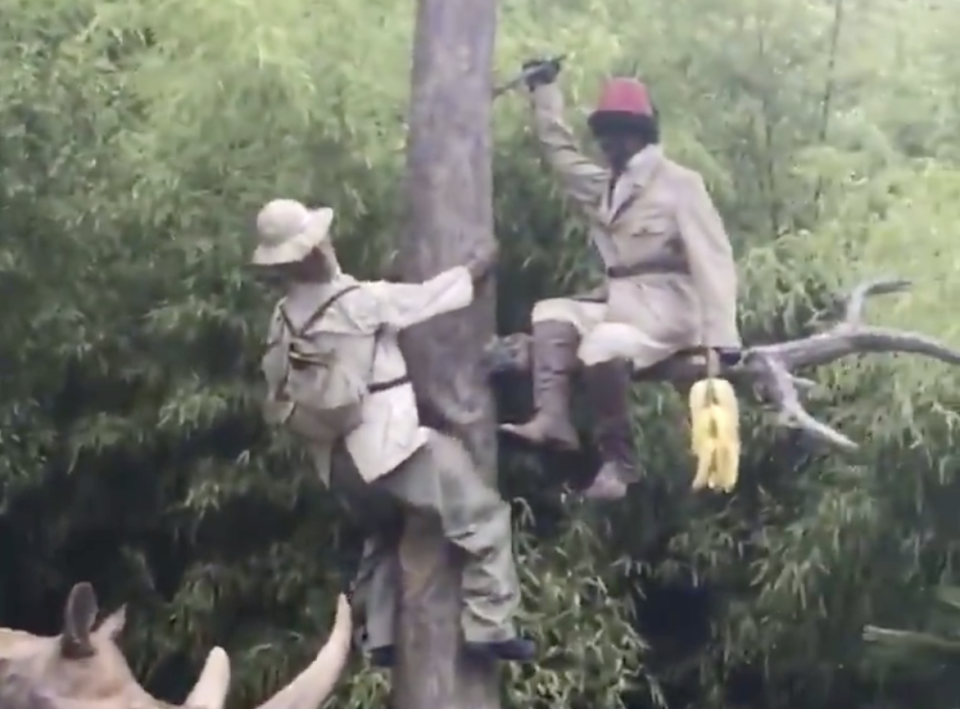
[0,0,959,708]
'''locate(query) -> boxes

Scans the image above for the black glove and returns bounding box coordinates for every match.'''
[521,57,562,90]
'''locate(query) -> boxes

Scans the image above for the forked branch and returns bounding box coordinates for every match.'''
[485,279,960,450]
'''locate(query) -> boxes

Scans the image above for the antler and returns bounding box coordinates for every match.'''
[485,278,960,450]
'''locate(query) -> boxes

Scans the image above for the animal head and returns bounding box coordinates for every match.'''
[13,582,133,701]
[0,582,353,709]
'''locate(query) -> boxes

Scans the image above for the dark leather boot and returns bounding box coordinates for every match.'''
[465,636,537,663]
[369,637,536,666]
[580,358,640,500]
[499,320,580,449]
[369,645,395,667]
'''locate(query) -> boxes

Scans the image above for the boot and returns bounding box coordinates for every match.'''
[367,638,537,666]
[369,645,395,668]
[580,358,641,501]
[499,320,580,450]
[465,636,537,663]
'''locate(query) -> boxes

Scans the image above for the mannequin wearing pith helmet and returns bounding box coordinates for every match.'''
[499,58,742,500]
[248,198,534,665]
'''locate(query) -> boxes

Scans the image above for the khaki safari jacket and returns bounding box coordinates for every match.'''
[270,266,475,485]
[530,83,741,358]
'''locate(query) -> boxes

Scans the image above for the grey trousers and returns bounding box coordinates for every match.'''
[330,430,520,649]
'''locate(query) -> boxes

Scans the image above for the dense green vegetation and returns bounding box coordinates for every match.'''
[2,0,960,707]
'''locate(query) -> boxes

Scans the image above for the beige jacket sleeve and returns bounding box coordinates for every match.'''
[529,84,609,214]
[676,174,741,348]
[364,265,475,331]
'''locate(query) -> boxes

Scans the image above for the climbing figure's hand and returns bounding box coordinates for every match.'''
[465,242,499,283]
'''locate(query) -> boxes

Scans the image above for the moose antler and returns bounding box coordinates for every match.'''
[485,278,960,450]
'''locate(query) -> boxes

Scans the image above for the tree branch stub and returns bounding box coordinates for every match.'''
[486,279,960,450]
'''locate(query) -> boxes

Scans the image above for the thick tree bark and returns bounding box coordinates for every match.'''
[392,0,500,707]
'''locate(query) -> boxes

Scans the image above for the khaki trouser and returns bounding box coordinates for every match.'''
[531,278,698,369]
[330,430,519,650]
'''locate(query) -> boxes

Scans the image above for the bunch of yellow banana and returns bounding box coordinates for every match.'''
[688,377,740,492]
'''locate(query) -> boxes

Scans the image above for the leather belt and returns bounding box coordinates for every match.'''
[606,255,689,279]
[369,375,411,394]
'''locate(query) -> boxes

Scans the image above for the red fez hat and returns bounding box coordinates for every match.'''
[588,78,656,134]
[594,78,654,115]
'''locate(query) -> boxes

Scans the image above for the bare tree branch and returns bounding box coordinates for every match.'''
[485,278,960,450]
[751,349,858,450]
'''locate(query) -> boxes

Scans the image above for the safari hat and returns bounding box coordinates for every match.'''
[251,199,335,266]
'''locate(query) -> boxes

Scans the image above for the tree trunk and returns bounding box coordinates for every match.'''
[392,0,500,707]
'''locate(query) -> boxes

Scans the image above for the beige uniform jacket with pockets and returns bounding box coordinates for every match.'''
[530,83,741,357]
[273,266,475,484]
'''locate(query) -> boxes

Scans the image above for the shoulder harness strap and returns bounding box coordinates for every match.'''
[278,285,362,337]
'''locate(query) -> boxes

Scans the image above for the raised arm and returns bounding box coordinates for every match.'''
[528,82,608,214]
[676,174,741,348]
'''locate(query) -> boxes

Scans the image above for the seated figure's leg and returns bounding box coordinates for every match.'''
[576,322,677,501]
[499,297,604,450]
[378,431,534,663]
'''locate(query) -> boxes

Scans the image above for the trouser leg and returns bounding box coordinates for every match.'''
[379,431,533,661]
[349,536,398,656]
[330,442,402,665]
[580,358,641,500]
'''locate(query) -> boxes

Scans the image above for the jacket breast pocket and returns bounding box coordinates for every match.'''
[628,207,676,240]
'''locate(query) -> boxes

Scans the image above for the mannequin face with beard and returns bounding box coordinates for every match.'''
[589,111,659,175]
[593,129,648,174]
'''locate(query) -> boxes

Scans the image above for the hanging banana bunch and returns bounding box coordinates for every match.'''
[688,349,741,492]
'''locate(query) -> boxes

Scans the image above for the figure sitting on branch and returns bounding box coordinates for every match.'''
[251,200,534,666]
[490,276,960,462]
[499,57,741,500]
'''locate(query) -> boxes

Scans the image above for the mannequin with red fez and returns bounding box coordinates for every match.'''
[500,57,742,500]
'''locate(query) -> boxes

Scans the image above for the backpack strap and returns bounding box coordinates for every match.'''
[265,297,289,347]
[277,285,362,337]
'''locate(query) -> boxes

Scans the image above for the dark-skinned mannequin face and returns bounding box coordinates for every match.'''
[590,111,660,175]
[256,248,333,288]
[593,129,648,174]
